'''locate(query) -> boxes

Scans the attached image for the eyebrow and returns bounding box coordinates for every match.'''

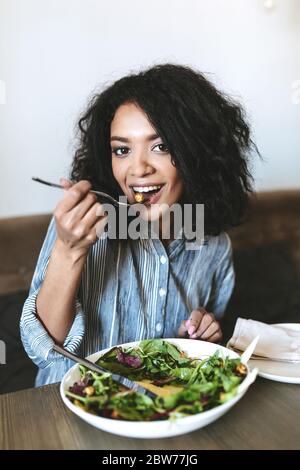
[110,133,160,143]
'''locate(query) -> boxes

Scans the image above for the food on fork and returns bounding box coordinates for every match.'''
[134,193,144,203]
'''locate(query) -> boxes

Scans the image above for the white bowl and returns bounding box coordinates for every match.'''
[60,338,257,439]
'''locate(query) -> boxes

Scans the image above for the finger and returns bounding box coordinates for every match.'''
[198,321,220,340]
[94,215,108,239]
[187,308,206,335]
[205,330,222,343]
[58,180,92,213]
[60,177,73,190]
[70,214,108,246]
[190,312,215,338]
[85,215,108,243]
[178,320,188,338]
[81,202,105,230]
[67,192,98,221]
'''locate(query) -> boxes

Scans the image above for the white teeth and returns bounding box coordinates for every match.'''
[132,185,162,193]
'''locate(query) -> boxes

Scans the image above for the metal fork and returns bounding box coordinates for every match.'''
[53,344,157,399]
[32,177,130,207]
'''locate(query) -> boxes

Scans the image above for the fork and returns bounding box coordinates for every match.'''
[32,177,130,207]
[53,344,157,399]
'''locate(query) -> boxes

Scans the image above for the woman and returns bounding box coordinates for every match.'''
[20,63,255,386]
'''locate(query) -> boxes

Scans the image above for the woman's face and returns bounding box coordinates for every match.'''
[111,102,183,221]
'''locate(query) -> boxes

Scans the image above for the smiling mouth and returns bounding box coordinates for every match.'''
[130,184,165,205]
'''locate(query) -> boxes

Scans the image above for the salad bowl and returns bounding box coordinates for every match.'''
[60,338,257,438]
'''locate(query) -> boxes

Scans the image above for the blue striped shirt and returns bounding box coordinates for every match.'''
[20,218,235,386]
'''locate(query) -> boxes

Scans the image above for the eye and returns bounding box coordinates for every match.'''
[112,146,130,157]
[152,143,169,153]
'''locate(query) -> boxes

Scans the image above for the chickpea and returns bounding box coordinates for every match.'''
[83,386,95,396]
[236,363,247,376]
[134,193,144,203]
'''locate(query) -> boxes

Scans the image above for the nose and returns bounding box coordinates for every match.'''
[129,150,154,177]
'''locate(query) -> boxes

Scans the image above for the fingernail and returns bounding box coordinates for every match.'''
[188,326,196,335]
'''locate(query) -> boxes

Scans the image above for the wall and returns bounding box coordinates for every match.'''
[0,0,299,217]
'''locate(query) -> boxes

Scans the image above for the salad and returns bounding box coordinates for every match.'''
[66,339,247,421]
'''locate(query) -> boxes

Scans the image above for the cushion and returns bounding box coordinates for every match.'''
[0,291,37,393]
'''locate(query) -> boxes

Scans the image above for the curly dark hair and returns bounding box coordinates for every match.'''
[71,63,257,235]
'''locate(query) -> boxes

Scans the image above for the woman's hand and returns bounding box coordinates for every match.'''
[54,178,107,259]
[178,307,222,343]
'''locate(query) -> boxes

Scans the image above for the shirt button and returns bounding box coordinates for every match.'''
[156,322,162,332]
[160,256,167,264]
[159,288,166,297]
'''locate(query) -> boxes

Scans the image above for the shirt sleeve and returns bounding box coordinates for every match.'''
[20,217,85,369]
[205,233,235,319]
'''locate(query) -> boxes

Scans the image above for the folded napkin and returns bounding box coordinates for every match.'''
[227,318,300,362]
